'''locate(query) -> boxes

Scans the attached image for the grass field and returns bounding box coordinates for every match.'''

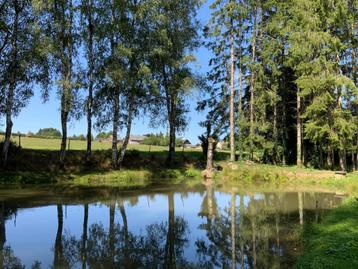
[1,135,201,152]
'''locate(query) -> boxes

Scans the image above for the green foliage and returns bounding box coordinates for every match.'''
[95,132,111,140]
[36,128,61,138]
[142,133,184,147]
[200,0,357,168]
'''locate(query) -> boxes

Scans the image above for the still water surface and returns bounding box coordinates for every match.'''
[0,184,345,269]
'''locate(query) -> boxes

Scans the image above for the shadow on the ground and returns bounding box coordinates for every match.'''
[295,198,358,269]
[0,148,230,183]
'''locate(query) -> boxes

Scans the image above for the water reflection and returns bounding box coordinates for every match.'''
[0,185,345,269]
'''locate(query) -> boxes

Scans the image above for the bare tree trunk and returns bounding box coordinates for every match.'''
[167,98,176,166]
[81,204,88,269]
[109,203,115,264]
[54,205,64,268]
[298,192,303,225]
[249,4,258,161]
[239,195,244,268]
[229,25,235,162]
[352,21,358,171]
[0,202,6,268]
[112,93,119,169]
[273,101,278,164]
[282,99,287,165]
[339,149,346,172]
[296,93,302,167]
[2,0,19,167]
[204,137,215,180]
[85,0,94,163]
[164,192,175,268]
[238,66,243,161]
[252,207,257,268]
[60,0,73,168]
[237,19,244,161]
[119,200,129,266]
[327,145,333,170]
[60,106,68,167]
[356,136,358,171]
[231,192,236,269]
[351,152,355,171]
[118,95,134,168]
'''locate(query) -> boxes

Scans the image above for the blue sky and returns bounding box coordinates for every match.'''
[10,1,213,144]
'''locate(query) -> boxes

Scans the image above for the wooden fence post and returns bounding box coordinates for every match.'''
[18,133,21,148]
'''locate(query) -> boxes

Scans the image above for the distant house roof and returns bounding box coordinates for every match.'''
[183,139,191,145]
[130,135,146,141]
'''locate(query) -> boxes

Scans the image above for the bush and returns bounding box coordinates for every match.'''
[36,128,61,138]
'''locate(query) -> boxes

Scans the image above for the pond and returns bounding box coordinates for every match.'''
[0,183,345,269]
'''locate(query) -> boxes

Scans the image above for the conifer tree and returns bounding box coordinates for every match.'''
[203,0,244,161]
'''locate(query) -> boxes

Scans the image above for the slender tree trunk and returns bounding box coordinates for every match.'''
[275,195,280,252]
[118,95,134,168]
[298,192,303,225]
[237,20,243,161]
[60,0,73,168]
[81,204,88,269]
[206,137,215,178]
[239,195,244,269]
[327,145,333,170]
[86,0,94,163]
[2,0,19,167]
[238,65,243,160]
[112,93,119,169]
[356,136,358,171]
[249,5,258,161]
[167,97,176,166]
[252,206,257,267]
[273,101,278,164]
[296,93,302,167]
[109,203,115,265]
[231,192,236,269]
[229,25,235,162]
[339,149,346,172]
[60,106,68,167]
[164,192,175,269]
[0,202,6,268]
[54,205,64,268]
[351,152,355,171]
[119,200,129,266]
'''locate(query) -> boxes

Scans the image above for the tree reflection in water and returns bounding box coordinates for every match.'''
[54,193,191,269]
[0,187,344,269]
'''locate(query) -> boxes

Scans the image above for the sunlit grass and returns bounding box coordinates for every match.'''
[1,135,202,152]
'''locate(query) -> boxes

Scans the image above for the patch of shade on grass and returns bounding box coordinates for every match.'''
[295,198,358,269]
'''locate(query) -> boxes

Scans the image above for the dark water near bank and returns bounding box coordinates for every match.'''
[0,184,345,269]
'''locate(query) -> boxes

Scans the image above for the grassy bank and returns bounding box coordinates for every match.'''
[1,147,358,192]
[294,197,358,269]
[219,162,358,195]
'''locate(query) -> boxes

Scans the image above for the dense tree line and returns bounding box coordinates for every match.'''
[0,0,357,172]
[0,0,200,169]
[199,0,357,171]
